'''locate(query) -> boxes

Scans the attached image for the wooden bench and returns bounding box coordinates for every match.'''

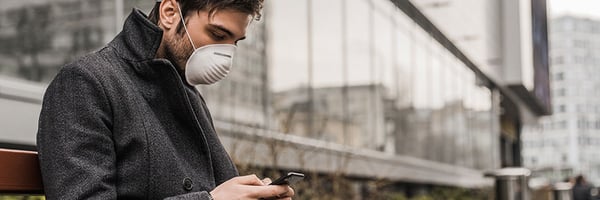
[0,148,44,194]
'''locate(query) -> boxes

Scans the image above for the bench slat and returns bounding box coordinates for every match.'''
[0,148,44,194]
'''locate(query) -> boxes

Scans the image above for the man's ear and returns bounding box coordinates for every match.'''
[159,0,180,31]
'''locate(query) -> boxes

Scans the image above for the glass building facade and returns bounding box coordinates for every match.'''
[268,0,498,170]
[0,0,501,174]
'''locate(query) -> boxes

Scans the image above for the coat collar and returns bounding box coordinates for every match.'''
[109,9,163,62]
[108,9,189,83]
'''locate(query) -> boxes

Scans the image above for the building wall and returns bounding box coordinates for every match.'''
[410,0,500,78]
[273,85,387,151]
[268,0,500,170]
[412,0,551,116]
[0,0,118,83]
[523,16,600,184]
[411,0,555,169]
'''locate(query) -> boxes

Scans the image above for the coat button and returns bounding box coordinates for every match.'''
[183,177,193,191]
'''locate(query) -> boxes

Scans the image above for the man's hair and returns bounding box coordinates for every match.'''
[575,175,586,185]
[148,0,264,33]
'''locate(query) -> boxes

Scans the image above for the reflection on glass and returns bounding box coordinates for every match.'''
[0,0,119,83]
[268,0,498,169]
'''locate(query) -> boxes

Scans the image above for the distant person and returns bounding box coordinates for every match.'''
[573,175,593,200]
[36,0,294,199]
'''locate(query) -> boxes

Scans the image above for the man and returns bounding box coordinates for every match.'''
[36,0,294,199]
[573,175,593,200]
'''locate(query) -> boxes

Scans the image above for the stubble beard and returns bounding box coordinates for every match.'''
[164,32,193,72]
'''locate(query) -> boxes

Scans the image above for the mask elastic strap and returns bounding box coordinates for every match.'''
[177,3,197,50]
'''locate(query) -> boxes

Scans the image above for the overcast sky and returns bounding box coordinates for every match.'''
[550,0,600,19]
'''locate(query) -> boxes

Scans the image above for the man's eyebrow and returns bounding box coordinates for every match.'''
[208,24,246,41]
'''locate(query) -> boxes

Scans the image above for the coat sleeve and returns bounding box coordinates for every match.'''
[37,65,117,199]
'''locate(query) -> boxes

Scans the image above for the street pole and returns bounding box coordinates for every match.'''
[115,0,124,33]
[341,0,348,145]
[306,0,314,136]
[368,0,377,150]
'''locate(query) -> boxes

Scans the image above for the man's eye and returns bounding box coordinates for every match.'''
[211,32,226,41]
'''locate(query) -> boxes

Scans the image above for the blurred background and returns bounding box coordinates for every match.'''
[0,0,598,199]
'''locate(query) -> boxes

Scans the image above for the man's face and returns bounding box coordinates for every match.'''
[158,0,251,70]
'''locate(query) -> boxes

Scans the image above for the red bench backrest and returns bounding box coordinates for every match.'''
[0,148,44,194]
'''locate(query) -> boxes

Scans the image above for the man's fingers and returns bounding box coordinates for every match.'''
[279,186,294,198]
[235,174,265,186]
[247,185,291,198]
[266,187,294,200]
[262,178,272,185]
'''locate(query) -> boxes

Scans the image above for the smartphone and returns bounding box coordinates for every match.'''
[269,172,305,185]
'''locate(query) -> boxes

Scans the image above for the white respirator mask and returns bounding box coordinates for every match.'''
[177,3,237,85]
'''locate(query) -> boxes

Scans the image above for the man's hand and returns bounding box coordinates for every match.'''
[210,174,295,200]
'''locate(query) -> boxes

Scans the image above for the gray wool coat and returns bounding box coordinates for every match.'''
[37,9,238,200]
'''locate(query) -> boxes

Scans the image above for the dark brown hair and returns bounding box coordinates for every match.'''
[148,0,264,33]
